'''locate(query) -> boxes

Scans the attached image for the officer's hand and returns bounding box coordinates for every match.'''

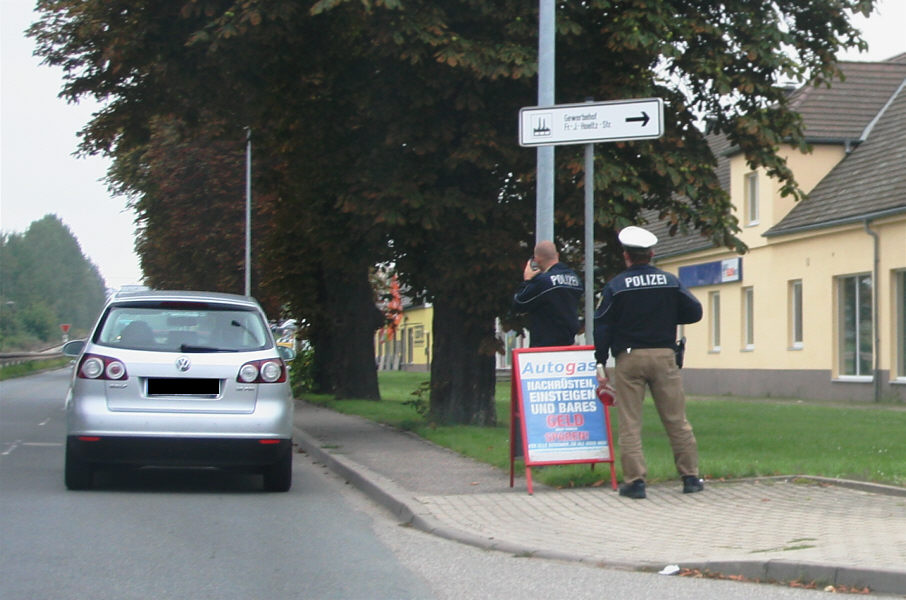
[595,364,608,385]
[524,259,540,281]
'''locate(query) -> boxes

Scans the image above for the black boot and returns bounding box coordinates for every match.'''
[682,475,704,494]
[619,479,646,499]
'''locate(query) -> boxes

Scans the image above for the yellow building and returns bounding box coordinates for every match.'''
[653,56,906,402]
[375,301,434,372]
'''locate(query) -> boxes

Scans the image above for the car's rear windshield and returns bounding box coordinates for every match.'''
[94,302,271,352]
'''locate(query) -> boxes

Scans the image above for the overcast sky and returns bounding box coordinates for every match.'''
[2,1,905,291]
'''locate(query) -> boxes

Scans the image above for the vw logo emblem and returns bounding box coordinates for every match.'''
[175,356,191,372]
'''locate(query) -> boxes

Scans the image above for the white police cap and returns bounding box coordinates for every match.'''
[618,226,658,249]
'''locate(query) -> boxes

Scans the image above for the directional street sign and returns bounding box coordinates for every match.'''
[519,98,663,147]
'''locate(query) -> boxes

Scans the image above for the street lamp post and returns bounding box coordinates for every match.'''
[245,127,252,297]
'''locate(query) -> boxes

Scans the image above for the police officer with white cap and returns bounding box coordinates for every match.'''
[593,226,704,499]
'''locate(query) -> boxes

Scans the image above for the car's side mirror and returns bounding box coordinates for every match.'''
[62,340,86,357]
[277,346,296,361]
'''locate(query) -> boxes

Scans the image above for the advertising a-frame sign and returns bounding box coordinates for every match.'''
[509,345,617,494]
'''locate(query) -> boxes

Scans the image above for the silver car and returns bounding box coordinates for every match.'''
[62,290,295,491]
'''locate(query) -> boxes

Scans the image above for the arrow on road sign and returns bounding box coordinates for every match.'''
[624,111,650,127]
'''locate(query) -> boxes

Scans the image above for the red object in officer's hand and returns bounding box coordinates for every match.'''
[596,382,616,406]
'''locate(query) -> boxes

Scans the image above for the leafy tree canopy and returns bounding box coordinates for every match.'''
[0,215,107,347]
[28,0,874,421]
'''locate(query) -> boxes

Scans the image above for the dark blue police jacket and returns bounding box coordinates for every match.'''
[513,262,583,347]
[593,263,702,364]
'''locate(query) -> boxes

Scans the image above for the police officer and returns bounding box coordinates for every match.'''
[513,240,583,347]
[594,226,704,499]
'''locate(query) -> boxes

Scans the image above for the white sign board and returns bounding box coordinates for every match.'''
[519,98,664,147]
[512,347,611,464]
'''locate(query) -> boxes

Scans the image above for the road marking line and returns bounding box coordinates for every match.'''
[1,441,22,456]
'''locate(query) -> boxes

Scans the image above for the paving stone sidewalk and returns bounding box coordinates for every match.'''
[293,400,906,596]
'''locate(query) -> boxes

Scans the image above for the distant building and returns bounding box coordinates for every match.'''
[375,297,433,372]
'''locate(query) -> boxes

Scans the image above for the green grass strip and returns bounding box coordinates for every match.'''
[312,371,906,489]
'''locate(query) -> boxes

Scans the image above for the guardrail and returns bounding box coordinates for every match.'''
[0,351,65,368]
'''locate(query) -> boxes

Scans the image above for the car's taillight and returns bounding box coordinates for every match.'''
[238,363,259,383]
[237,359,286,383]
[260,360,283,383]
[78,354,128,380]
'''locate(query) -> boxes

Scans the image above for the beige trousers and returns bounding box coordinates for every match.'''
[613,348,698,483]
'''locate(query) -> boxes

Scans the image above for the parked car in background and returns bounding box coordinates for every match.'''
[62,290,296,491]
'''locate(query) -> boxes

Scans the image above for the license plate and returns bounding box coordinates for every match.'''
[147,378,220,397]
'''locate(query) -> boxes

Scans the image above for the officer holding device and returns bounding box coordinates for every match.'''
[593,226,704,499]
[513,240,583,348]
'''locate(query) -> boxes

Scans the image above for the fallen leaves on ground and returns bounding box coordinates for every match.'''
[678,569,870,594]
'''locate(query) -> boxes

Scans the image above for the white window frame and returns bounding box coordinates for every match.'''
[742,286,754,350]
[709,291,721,352]
[744,171,759,226]
[837,273,873,378]
[789,279,803,349]
[896,271,906,380]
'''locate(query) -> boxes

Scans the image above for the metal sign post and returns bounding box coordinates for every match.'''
[584,141,594,344]
[536,0,556,244]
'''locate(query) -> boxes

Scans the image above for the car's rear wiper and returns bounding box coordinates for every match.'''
[179,344,229,353]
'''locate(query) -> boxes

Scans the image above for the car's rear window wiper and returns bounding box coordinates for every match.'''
[179,344,230,353]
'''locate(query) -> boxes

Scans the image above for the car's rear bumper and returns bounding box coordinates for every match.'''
[67,435,292,468]
[66,388,294,439]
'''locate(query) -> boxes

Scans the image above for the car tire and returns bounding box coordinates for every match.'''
[65,441,94,490]
[262,446,292,492]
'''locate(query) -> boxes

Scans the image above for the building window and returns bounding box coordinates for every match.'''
[709,291,721,352]
[742,287,754,350]
[744,172,759,225]
[789,280,803,349]
[897,271,906,379]
[838,274,873,377]
[406,328,414,364]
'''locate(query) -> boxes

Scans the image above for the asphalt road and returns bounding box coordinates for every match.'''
[1,369,830,600]
[0,369,433,599]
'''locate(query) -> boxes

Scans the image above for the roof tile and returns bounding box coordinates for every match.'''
[645,57,906,254]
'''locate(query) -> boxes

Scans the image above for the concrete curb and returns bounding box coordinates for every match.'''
[294,426,425,525]
[682,560,906,596]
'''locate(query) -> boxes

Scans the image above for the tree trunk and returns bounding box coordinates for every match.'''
[429,297,497,425]
[312,264,382,400]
